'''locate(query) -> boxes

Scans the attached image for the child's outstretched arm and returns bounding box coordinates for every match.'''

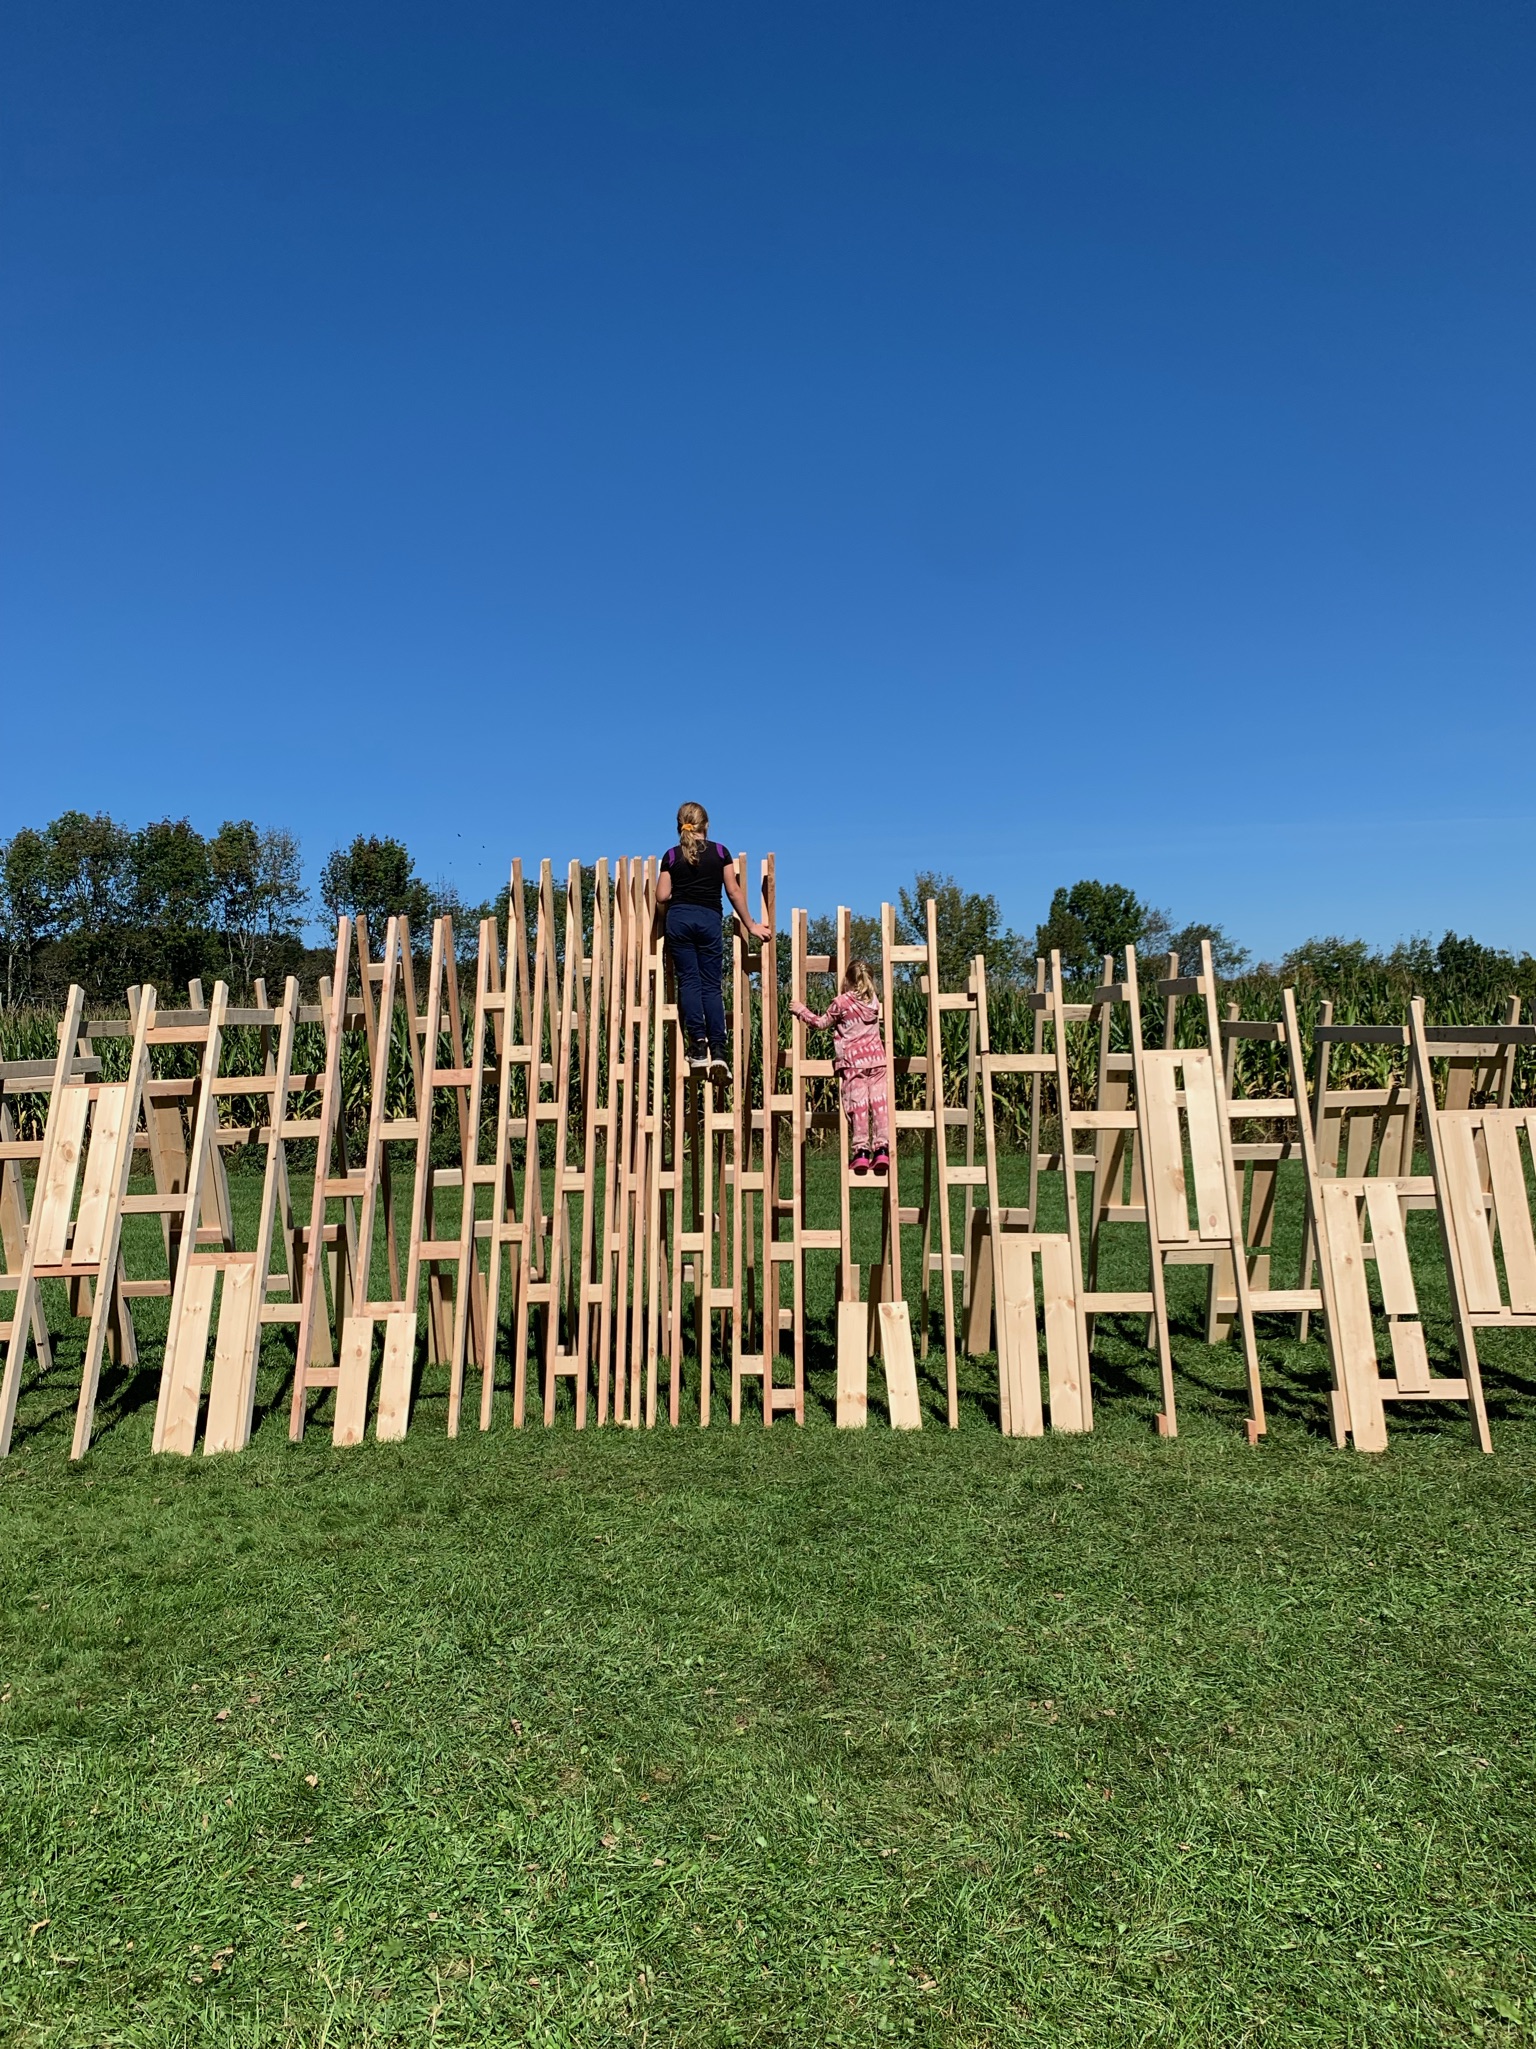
[789,1000,835,1030]
[723,864,770,942]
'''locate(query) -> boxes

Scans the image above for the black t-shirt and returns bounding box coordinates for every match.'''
[664,841,731,911]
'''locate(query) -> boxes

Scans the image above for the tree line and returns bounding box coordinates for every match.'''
[0,816,476,1007]
[1,810,1528,1012]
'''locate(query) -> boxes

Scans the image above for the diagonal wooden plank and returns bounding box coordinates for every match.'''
[1360,1181,1430,1395]
[1361,1181,1417,1317]
[70,1086,130,1268]
[31,1088,89,1267]
[1387,1317,1432,1395]
[1483,1113,1536,1314]
[1318,1182,1387,1452]
[1439,1114,1502,1313]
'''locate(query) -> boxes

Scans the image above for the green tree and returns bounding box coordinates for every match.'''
[132,818,214,930]
[37,812,138,999]
[319,835,435,941]
[131,818,216,991]
[0,826,51,1006]
[1279,935,1376,984]
[1034,880,1148,979]
[898,872,1025,987]
[41,810,137,935]
[1140,911,1251,976]
[209,821,308,990]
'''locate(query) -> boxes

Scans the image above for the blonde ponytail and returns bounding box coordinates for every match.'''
[676,800,709,866]
[845,959,878,1005]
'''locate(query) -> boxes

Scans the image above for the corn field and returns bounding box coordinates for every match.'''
[5,952,1534,1156]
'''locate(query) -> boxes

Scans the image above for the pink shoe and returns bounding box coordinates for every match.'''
[870,1146,890,1174]
[851,1150,871,1175]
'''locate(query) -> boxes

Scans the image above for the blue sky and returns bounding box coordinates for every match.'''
[3,1,1532,959]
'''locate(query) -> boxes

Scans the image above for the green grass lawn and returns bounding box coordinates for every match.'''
[3,1156,1535,2046]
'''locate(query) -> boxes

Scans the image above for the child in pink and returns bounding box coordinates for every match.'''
[790,961,889,1173]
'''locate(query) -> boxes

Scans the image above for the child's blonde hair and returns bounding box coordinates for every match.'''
[844,959,878,1005]
[676,801,709,865]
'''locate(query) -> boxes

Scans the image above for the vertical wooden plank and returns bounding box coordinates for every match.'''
[158,1262,218,1456]
[203,1261,261,1455]
[1138,1053,1191,1243]
[995,1235,1043,1438]
[30,1088,89,1266]
[1038,1233,1086,1432]
[1180,1051,1228,1242]
[1318,1182,1388,1452]
[835,1300,868,1427]
[1439,1115,1502,1313]
[374,1307,417,1442]
[878,1301,922,1430]
[333,1315,374,1446]
[1483,1114,1536,1313]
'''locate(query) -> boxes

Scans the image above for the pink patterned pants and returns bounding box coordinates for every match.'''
[842,1067,889,1151]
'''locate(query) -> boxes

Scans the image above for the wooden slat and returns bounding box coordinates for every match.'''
[1361,1182,1416,1316]
[1318,1182,1387,1452]
[334,1316,374,1447]
[1360,1181,1430,1395]
[995,1235,1042,1439]
[1484,1115,1536,1313]
[1180,1050,1228,1242]
[878,1302,922,1429]
[1439,1115,1502,1313]
[70,1085,129,1266]
[203,1262,261,1455]
[835,1301,868,1427]
[31,1088,88,1266]
[374,1308,417,1442]
[1038,1233,1085,1433]
[1138,1053,1191,1243]
[158,1262,218,1456]
[1081,1290,1155,1312]
[1387,1318,1432,1396]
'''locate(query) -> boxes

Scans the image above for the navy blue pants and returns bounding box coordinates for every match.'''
[666,903,727,1053]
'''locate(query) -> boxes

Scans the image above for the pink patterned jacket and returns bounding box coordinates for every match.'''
[789,993,886,1077]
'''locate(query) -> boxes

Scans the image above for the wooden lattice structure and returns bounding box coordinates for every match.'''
[2,861,1532,1460]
